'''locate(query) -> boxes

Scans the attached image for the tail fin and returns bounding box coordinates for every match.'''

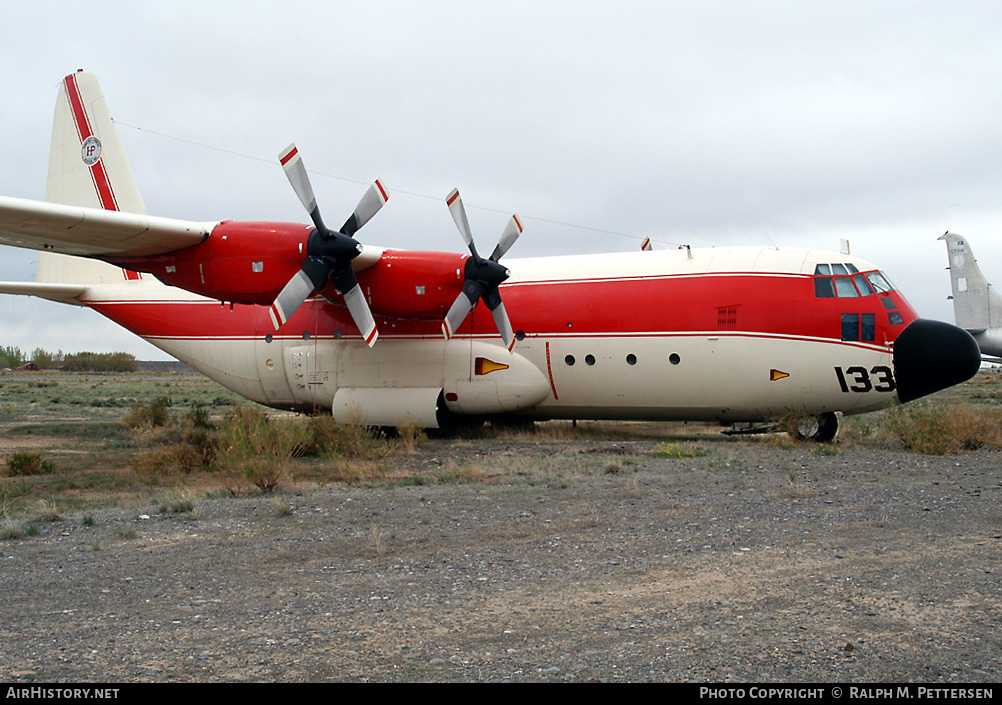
[939,232,1002,332]
[38,70,148,285]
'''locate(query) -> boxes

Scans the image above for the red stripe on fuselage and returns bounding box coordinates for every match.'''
[78,270,917,354]
[63,73,119,212]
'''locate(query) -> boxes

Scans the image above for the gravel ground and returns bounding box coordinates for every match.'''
[1,433,1000,683]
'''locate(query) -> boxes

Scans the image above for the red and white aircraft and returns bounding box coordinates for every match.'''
[0,71,982,440]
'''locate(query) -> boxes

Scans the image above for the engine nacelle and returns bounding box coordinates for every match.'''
[360,249,469,320]
[112,232,471,325]
[110,221,310,305]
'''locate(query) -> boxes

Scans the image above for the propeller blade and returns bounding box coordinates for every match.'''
[490,300,515,351]
[342,281,379,347]
[442,278,486,340]
[341,180,389,236]
[269,257,331,330]
[442,292,474,341]
[442,190,523,345]
[269,270,314,331]
[490,214,523,262]
[446,188,478,257]
[275,146,386,345]
[330,265,378,347]
[278,143,325,232]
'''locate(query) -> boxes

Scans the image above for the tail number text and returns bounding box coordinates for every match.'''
[835,365,896,393]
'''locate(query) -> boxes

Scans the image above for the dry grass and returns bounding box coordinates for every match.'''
[478,419,687,442]
[324,459,389,485]
[878,401,1002,454]
[5,369,1002,519]
[307,412,390,462]
[396,422,427,454]
[431,460,488,484]
[129,421,216,475]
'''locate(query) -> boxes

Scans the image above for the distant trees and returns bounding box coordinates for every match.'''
[30,348,62,370]
[1,345,136,372]
[0,346,24,369]
[61,351,138,372]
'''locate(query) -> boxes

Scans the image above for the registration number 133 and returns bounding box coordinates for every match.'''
[835,366,896,393]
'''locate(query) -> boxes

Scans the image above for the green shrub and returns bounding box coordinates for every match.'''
[215,405,310,493]
[185,403,211,429]
[122,396,172,429]
[4,451,56,476]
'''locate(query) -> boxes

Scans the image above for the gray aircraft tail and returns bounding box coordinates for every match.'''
[939,232,1002,333]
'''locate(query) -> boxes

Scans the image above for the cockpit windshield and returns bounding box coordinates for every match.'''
[812,264,896,298]
[865,271,894,293]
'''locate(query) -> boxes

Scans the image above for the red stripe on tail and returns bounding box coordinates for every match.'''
[63,73,119,212]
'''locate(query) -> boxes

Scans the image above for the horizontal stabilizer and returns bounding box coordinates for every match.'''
[0,195,214,258]
[0,281,89,306]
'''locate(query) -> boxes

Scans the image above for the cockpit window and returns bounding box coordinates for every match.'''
[865,271,894,293]
[834,277,859,297]
[814,277,835,298]
[814,263,864,276]
[814,267,896,299]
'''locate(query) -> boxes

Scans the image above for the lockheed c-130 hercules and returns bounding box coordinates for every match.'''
[0,71,982,441]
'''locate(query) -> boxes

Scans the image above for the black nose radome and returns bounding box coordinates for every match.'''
[893,319,981,404]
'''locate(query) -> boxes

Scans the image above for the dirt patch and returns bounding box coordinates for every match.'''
[1,434,1000,682]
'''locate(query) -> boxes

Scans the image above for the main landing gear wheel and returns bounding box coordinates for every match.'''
[795,412,839,443]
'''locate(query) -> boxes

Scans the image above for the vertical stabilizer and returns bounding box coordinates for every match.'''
[939,232,1002,332]
[38,70,148,284]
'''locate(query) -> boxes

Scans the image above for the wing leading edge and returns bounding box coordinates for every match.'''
[0,196,214,258]
[0,281,89,306]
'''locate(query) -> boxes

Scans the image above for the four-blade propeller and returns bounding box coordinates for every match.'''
[270,149,522,350]
[269,144,387,347]
[442,188,523,350]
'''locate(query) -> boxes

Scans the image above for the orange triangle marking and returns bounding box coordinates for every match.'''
[475,357,509,376]
[770,369,790,382]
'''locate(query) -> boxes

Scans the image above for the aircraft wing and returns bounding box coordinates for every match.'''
[0,196,214,258]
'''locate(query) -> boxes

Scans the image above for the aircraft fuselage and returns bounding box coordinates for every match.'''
[82,240,969,428]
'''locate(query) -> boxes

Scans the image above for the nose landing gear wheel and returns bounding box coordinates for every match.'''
[795,412,839,442]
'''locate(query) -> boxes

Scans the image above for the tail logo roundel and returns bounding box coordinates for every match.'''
[81,136,102,166]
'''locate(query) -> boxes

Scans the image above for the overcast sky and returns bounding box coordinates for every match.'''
[3,1,1002,360]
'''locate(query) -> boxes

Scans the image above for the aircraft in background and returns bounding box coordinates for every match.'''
[940,232,1002,363]
[0,71,982,441]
